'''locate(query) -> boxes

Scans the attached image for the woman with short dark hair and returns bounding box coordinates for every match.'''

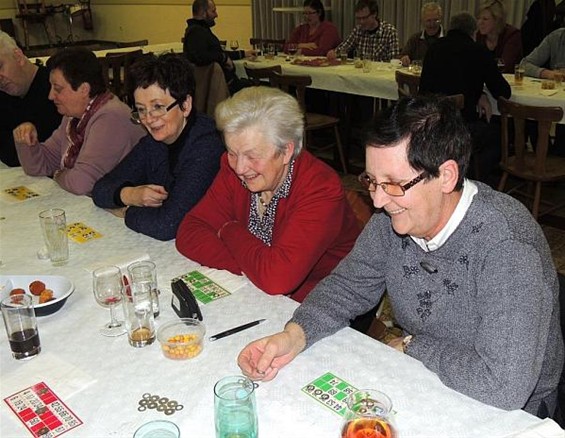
[92,53,224,241]
[14,47,144,195]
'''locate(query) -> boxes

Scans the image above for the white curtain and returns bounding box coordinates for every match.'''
[252,0,533,48]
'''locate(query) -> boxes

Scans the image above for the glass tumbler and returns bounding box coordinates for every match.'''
[214,375,258,438]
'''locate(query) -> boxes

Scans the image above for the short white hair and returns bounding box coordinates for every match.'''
[215,86,304,159]
[0,31,18,56]
[422,2,442,17]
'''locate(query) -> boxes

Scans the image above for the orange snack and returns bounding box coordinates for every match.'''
[29,280,46,296]
[10,288,26,296]
[39,289,54,304]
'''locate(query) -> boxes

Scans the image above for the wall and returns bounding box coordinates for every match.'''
[0,1,252,49]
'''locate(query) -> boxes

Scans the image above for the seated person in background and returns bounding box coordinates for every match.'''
[420,12,511,185]
[520,27,565,153]
[92,54,224,241]
[476,0,522,73]
[327,0,399,62]
[286,0,341,57]
[183,0,252,94]
[238,96,564,418]
[399,2,444,67]
[0,31,61,167]
[176,86,360,303]
[521,27,565,79]
[14,47,144,196]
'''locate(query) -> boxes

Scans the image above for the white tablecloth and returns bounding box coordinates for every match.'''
[0,168,563,438]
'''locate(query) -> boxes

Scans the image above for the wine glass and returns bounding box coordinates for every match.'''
[341,389,397,438]
[93,266,126,337]
[287,43,298,59]
[230,40,239,51]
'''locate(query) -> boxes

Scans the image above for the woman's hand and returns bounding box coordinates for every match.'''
[120,185,168,207]
[237,322,306,381]
[13,122,39,146]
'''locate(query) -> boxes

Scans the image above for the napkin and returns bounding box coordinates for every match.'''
[1,352,96,400]
[194,266,249,293]
[83,252,150,274]
[504,418,565,437]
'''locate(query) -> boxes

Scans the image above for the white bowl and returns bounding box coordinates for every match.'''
[0,275,74,316]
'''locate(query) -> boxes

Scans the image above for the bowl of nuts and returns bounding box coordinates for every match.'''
[157,318,205,360]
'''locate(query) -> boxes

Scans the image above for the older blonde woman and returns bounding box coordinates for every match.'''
[176,86,360,303]
[476,0,522,73]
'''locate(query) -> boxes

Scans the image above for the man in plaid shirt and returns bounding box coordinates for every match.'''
[327,0,400,62]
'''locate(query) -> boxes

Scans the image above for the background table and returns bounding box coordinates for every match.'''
[0,168,563,437]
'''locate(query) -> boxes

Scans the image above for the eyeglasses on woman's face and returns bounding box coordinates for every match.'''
[357,171,426,196]
[131,100,180,124]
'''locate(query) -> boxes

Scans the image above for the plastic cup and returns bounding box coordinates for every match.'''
[214,375,258,438]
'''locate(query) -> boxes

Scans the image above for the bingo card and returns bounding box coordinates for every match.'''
[66,222,103,243]
[3,186,40,201]
[174,270,231,303]
[301,372,358,417]
[4,381,82,437]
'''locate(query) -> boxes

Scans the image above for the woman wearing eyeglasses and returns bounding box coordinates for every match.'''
[14,47,145,195]
[286,0,341,56]
[176,86,360,302]
[91,53,224,241]
[476,0,522,73]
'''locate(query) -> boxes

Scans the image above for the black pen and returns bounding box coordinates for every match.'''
[209,319,266,341]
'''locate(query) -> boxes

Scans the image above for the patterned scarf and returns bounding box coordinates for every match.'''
[62,91,113,169]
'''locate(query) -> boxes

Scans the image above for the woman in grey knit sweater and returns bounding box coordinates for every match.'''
[237,96,564,417]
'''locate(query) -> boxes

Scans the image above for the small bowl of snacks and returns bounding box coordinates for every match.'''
[157,318,205,360]
[0,275,74,317]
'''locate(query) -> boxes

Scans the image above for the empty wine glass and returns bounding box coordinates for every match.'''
[230,40,239,51]
[93,266,126,337]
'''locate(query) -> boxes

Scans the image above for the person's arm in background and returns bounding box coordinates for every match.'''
[15,119,66,178]
[328,26,359,60]
[300,22,341,56]
[399,33,419,66]
[522,31,554,78]
[176,155,242,274]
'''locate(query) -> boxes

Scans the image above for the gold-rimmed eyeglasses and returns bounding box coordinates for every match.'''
[358,172,427,196]
[130,100,180,124]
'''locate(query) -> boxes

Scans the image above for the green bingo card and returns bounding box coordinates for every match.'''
[301,372,357,417]
[175,271,231,303]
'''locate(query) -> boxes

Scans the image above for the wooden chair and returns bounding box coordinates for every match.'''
[344,189,373,230]
[395,69,420,98]
[269,71,348,174]
[497,97,565,220]
[100,49,144,105]
[243,63,282,86]
[116,40,149,48]
[192,63,230,118]
[15,0,54,50]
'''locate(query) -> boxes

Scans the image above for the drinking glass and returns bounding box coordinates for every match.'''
[514,64,525,86]
[127,260,160,318]
[339,49,348,64]
[38,208,69,266]
[122,286,155,348]
[214,375,258,438]
[93,266,126,337]
[287,42,298,59]
[1,295,41,360]
[410,60,422,75]
[341,389,397,438]
[230,40,239,51]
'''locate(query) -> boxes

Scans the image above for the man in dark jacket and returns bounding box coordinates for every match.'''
[183,0,251,94]
[0,31,61,167]
[419,12,511,186]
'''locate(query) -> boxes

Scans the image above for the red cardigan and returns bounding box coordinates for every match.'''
[175,151,360,302]
[476,24,523,74]
[287,21,341,56]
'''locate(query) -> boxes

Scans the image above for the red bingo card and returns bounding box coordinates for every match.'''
[4,382,82,437]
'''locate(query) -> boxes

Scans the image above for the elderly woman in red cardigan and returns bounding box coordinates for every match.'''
[175,86,360,302]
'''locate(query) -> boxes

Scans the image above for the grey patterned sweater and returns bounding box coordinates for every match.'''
[291,182,563,414]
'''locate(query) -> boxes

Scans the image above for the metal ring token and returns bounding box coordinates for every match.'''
[138,399,149,406]
[147,401,158,409]
[175,404,183,411]
[156,404,166,412]
[138,405,146,412]
[158,397,169,405]
[142,393,151,399]
[166,400,178,408]
[150,395,160,402]
[164,409,175,416]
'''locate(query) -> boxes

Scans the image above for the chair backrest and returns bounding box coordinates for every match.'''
[17,0,47,14]
[244,63,282,86]
[192,62,230,117]
[344,189,373,230]
[116,40,149,48]
[269,71,312,111]
[395,69,420,98]
[498,97,563,175]
[100,49,144,104]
